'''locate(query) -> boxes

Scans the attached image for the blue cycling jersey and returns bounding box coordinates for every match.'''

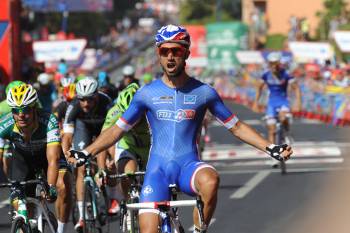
[262,69,294,103]
[116,78,238,201]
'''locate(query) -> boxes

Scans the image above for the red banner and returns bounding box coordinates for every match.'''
[0,0,21,84]
[185,25,207,67]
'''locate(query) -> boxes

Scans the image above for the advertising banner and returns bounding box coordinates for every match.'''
[206,22,248,70]
[22,0,113,12]
[235,51,264,64]
[261,50,293,64]
[288,42,334,63]
[185,25,207,67]
[0,0,21,83]
[334,31,350,52]
[33,39,87,62]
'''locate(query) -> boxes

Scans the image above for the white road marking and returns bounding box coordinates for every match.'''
[218,166,349,175]
[0,198,9,208]
[188,218,216,232]
[211,118,324,127]
[230,171,271,199]
[202,146,342,161]
[228,158,343,166]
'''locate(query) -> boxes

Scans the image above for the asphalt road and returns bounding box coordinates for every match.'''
[0,101,350,233]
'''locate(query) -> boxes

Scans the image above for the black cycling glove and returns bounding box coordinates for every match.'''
[266,144,288,161]
[69,149,90,167]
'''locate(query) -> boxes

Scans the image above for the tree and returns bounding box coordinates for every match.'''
[316,0,349,40]
[179,0,241,25]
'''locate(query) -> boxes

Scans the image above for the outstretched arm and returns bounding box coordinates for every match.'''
[229,121,292,160]
[230,121,271,151]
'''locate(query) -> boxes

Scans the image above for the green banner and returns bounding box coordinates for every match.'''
[206,22,248,70]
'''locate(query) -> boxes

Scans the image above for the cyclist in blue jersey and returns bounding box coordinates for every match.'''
[253,52,301,144]
[68,25,293,233]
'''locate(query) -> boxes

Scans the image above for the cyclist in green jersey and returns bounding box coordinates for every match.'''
[101,83,151,213]
[2,83,72,233]
[0,80,25,174]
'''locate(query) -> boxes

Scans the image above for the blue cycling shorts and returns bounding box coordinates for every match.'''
[266,99,290,118]
[140,153,215,203]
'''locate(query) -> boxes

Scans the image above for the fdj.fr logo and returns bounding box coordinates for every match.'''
[157,109,195,122]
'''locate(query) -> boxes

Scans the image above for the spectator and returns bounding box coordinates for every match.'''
[37,73,58,112]
[97,71,118,100]
[118,65,139,91]
[58,59,68,76]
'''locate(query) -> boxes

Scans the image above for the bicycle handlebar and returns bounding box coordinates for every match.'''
[0,179,49,193]
[126,200,197,210]
[109,171,146,179]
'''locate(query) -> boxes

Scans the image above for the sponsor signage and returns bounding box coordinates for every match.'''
[288,41,334,63]
[33,39,87,62]
[235,51,264,64]
[206,22,248,69]
[22,0,113,12]
[334,31,350,52]
[185,25,208,67]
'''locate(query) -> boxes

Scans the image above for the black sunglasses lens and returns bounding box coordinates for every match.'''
[12,106,31,114]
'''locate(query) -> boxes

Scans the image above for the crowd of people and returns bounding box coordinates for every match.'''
[210,58,350,126]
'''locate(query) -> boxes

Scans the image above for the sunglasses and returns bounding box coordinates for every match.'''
[12,106,33,115]
[158,47,186,57]
[78,96,95,102]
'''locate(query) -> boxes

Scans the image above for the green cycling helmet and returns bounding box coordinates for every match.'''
[116,83,139,112]
[142,73,153,84]
[6,80,25,97]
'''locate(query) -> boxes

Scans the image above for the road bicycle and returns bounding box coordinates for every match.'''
[72,158,109,233]
[0,176,57,233]
[262,114,293,174]
[275,116,287,174]
[121,184,205,233]
[109,171,145,233]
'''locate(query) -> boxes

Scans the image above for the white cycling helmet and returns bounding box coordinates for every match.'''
[267,52,282,63]
[7,84,38,108]
[37,73,51,85]
[122,65,135,76]
[76,77,98,98]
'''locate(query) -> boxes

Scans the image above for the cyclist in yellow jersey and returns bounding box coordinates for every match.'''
[1,84,72,233]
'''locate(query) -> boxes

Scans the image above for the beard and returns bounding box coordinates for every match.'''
[161,60,185,78]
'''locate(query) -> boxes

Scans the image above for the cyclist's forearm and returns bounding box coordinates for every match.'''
[96,150,107,170]
[46,146,60,186]
[86,125,125,157]
[230,121,271,152]
[61,133,72,155]
[254,86,262,103]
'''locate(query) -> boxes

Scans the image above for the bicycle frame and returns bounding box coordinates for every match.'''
[124,184,205,233]
[114,171,145,233]
[0,178,57,233]
[27,197,56,233]
[83,161,99,221]
[126,198,204,233]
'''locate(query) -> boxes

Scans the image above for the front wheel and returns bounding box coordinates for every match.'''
[42,210,58,233]
[275,125,287,175]
[11,216,31,233]
[83,185,101,233]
